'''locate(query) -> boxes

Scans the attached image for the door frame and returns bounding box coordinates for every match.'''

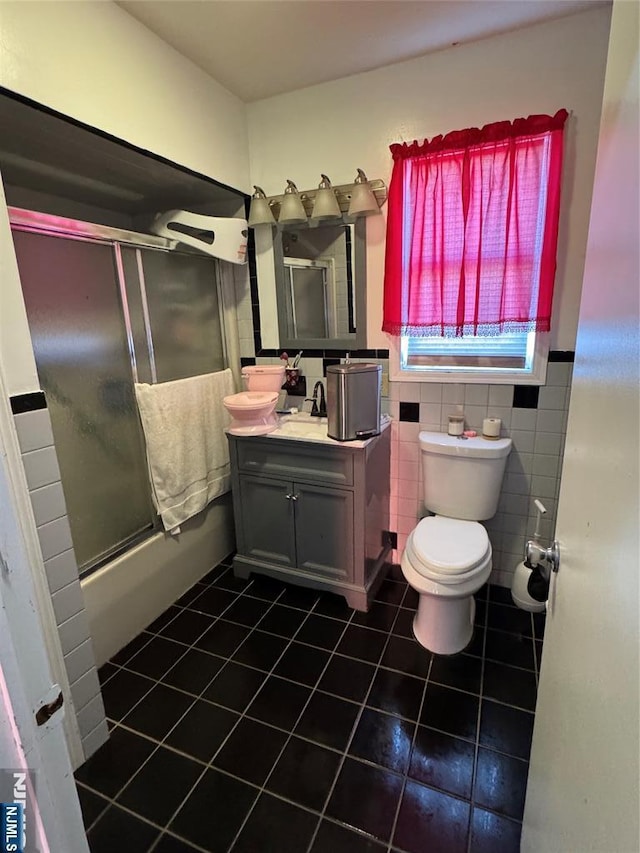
[0,367,84,769]
[0,370,88,850]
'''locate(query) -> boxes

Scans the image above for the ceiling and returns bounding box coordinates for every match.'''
[117,0,600,102]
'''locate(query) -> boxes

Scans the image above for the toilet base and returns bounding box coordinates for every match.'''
[413,593,475,655]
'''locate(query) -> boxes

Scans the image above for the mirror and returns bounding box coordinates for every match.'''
[256,219,366,351]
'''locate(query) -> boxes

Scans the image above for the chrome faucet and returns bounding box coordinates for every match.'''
[306,381,327,417]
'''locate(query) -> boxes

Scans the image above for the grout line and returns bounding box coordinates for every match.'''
[223,604,357,852]
[79,753,525,853]
[384,648,434,853]
[105,615,536,722]
[85,574,536,851]
[146,589,354,851]
[75,782,111,835]
[113,684,530,772]
[531,612,541,687]
[78,779,211,853]
[303,603,409,853]
[91,584,289,830]
[466,589,489,852]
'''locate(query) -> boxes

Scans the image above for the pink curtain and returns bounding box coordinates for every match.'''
[382,110,568,337]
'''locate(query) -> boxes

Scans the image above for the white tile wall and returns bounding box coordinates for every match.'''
[12,402,108,763]
[29,482,66,527]
[64,639,96,685]
[76,694,108,740]
[21,446,61,490]
[388,361,573,586]
[80,717,110,761]
[70,667,102,713]
[56,604,91,655]
[37,516,74,562]
[13,408,55,453]
[45,548,80,594]
[51,580,84,625]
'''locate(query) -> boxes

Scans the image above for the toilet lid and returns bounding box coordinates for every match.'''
[411,516,490,576]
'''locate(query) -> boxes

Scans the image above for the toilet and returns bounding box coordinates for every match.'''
[401,431,512,655]
[223,365,285,435]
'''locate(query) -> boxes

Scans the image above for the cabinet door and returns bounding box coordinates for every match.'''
[238,476,296,568]
[294,484,354,580]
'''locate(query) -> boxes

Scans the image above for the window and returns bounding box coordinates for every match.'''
[384,111,568,383]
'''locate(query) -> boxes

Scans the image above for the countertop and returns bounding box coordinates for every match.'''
[263,412,392,448]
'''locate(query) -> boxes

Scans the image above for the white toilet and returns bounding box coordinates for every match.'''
[223,365,285,435]
[401,431,512,655]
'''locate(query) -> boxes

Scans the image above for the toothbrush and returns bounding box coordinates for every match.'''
[292,351,303,369]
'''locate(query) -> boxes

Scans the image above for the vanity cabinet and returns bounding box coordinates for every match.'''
[238,476,354,578]
[228,428,390,611]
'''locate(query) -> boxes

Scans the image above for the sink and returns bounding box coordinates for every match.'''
[268,412,392,445]
[275,414,329,440]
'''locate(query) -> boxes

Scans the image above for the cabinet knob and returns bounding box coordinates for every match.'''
[285,493,300,501]
[285,493,292,500]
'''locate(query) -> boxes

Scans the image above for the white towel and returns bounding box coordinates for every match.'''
[134,369,235,532]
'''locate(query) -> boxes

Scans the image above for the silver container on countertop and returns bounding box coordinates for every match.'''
[326,363,381,441]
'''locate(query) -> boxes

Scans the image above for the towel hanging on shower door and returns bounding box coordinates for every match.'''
[134,368,235,533]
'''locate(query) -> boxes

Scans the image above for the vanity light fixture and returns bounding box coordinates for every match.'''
[278,180,308,224]
[246,172,387,228]
[247,186,276,227]
[311,174,342,220]
[348,169,380,216]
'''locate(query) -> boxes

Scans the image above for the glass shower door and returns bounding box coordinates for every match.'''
[12,230,155,571]
[136,248,225,382]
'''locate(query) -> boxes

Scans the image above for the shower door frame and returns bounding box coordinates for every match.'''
[9,207,232,574]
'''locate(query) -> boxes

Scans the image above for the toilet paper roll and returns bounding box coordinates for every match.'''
[482,417,501,439]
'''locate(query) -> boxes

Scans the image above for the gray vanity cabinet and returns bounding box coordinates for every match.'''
[238,475,297,569]
[239,475,353,578]
[228,429,391,611]
[293,483,354,579]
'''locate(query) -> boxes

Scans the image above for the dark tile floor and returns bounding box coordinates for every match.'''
[76,556,544,853]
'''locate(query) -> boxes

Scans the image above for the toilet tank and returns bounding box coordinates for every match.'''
[419,431,512,520]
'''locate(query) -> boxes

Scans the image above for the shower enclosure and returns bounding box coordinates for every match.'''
[11,209,227,576]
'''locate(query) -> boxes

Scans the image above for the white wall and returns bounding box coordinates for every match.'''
[247,6,612,351]
[0,0,251,394]
[0,1,249,193]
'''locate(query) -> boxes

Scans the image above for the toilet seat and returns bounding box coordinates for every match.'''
[407,516,491,583]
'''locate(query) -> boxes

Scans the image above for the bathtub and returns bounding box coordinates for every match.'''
[81,493,234,666]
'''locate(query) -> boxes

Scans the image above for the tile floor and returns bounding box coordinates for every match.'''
[76,555,544,853]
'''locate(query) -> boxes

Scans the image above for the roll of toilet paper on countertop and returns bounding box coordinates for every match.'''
[482,417,501,439]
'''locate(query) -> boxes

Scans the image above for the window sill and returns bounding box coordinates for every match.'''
[388,335,549,385]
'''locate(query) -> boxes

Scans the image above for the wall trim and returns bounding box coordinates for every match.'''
[9,391,47,414]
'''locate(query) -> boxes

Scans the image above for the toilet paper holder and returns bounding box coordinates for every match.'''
[525,538,560,574]
[525,499,560,574]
